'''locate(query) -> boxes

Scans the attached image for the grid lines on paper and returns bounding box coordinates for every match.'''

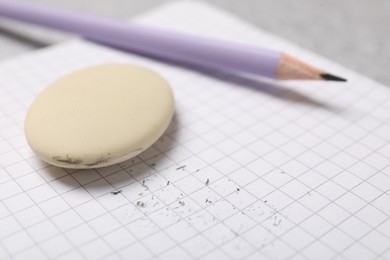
[0,42,389,260]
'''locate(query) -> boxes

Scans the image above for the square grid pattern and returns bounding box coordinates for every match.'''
[0,2,390,260]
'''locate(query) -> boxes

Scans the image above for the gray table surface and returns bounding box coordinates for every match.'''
[0,0,388,86]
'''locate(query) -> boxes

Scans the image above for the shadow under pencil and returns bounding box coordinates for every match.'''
[0,24,49,48]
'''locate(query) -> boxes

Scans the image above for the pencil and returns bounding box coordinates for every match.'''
[0,0,346,82]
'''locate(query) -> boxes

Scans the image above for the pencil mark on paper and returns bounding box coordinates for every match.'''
[273,215,282,226]
[142,179,149,190]
[136,201,146,208]
[110,190,122,195]
[176,165,186,171]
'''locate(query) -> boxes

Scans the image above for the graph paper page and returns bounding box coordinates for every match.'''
[0,1,390,260]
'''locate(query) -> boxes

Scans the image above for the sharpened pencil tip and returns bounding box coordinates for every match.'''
[320,73,347,82]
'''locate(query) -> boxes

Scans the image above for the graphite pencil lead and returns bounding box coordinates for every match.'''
[320,73,347,82]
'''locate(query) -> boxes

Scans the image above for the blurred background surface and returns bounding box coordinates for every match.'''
[0,0,388,85]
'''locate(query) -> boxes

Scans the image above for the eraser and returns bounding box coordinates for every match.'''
[25,64,174,169]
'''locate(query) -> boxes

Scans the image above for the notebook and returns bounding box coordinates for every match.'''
[0,1,389,260]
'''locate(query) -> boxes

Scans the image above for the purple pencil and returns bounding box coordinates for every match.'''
[0,0,345,81]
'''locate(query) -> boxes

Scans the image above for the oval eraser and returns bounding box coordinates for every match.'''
[25,64,174,169]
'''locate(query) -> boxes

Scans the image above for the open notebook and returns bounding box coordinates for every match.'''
[1,1,389,260]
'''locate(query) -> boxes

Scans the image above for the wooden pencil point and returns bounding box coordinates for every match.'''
[276,53,346,81]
